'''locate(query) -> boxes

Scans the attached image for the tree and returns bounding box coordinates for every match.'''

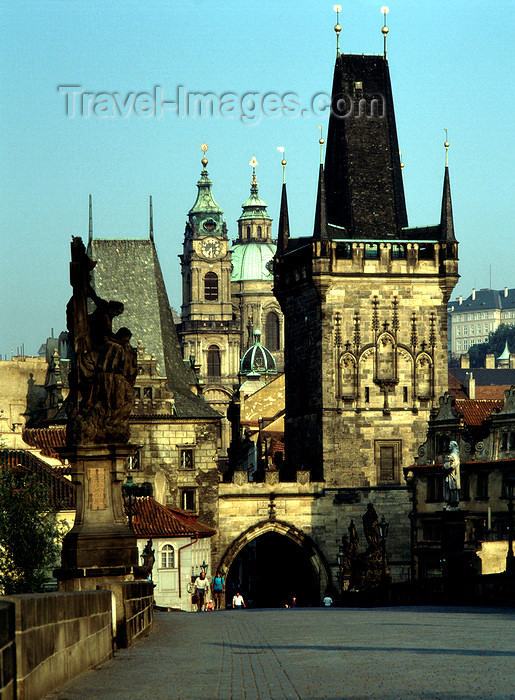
[0,451,66,594]
[468,324,515,368]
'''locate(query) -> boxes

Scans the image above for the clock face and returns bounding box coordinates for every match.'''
[201,237,222,259]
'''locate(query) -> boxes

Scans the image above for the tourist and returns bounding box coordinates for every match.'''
[211,570,225,610]
[194,571,210,612]
[322,595,333,607]
[232,591,246,609]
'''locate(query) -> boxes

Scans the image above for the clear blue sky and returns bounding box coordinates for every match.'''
[1,1,513,359]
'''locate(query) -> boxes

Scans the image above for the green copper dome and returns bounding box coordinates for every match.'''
[240,330,277,376]
[238,170,271,223]
[498,340,511,361]
[231,242,276,282]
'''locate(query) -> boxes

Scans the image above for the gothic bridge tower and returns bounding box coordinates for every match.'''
[179,146,241,452]
[274,52,459,486]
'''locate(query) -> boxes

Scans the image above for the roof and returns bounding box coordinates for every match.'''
[449,368,515,388]
[454,399,503,426]
[22,426,66,459]
[88,238,219,420]
[240,331,276,376]
[448,288,515,313]
[238,177,271,222]
[2,449,75,509]
[130,497,216,538]
[231,242,275,282]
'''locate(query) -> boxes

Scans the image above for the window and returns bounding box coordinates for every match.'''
[403,386,408,403]
[422,521,441,542]
[375,440,401,483]
[127,450,141,471]
[460,472,470,501]
[500,433,508,451]
[391,244,406,259]
[266,311,280,352]
[207,345,221,378]
[365,244,379,259]
[476,473,488,500]
[160,544,175,569]
[180,448,194,469]
[133,387,141,399]
[181,489,196,511]
[463,327,468,336]
[364,387,370,403]
[246,226,251,239]
[204,272,218,301]
[457,328,461,336]
[426,475,444,502]
[257,225,262,238]
[143,386,153,399]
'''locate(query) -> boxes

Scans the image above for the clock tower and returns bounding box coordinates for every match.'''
[179,145,241,452]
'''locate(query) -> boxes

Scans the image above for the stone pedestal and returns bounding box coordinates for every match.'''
[55,444,143,590]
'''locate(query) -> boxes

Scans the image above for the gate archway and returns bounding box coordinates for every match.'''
[218,520,330,608]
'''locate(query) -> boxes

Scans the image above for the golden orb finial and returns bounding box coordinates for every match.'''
[444,129,450,167]
[381,6,389,59]
[334,5,342,56]
[277,146,287,184]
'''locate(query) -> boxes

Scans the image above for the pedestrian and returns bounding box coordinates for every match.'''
[322,595,333,607]
[211,570,225,610]
[232,591,246,609]
[194,571,209,612]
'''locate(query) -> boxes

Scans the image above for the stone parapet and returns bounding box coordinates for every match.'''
[97,580,154,649]
[0,600,15,700]
[3,590,112,700]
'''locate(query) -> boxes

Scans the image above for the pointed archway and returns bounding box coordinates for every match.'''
[217,520,330,608]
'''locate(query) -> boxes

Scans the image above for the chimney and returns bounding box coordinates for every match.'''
[471,288,476,300]
[468,372,475,400]
[504,287,508,298]
[460,354,470,369]
[458,296,462,305]
[485,353,495,369]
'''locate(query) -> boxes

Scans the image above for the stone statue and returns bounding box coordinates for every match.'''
[141,538,155,579]
[443,440,461,509]
[66,237,137,446]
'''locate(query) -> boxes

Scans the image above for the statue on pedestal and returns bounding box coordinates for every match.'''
[443,440,461,510]
[66,237,137,446]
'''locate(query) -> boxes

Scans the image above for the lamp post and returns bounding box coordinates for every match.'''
[122,475,153,530]
[506,474,515,575]
[200,560,208,574]
[378,515,390,586]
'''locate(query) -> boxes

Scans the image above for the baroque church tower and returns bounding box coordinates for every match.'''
[179,147,241,450]
[274,49,459,485]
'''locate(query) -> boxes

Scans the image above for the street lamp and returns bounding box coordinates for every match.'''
[505,474,515,575]
[122,475,153,530]
[378,515,390,586]
[200,560,208,574]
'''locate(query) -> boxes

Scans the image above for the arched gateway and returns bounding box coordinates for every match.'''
[217,520,330,608]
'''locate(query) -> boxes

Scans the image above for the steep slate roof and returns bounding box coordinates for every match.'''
[88,238,219,420]
[130,497,216,538]
[449,368,515,388]
[448,288,515,313]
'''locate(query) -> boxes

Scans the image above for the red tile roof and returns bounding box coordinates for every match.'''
[454,399,503,426]
[2,449,75,509]
[22,427,66,459]
[129,497,216,538]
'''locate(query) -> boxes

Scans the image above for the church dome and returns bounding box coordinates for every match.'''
[240,330,277,376]
[231,242,276,282]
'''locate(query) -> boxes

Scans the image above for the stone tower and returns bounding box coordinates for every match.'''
[274,53,459,485]
[231,159,284,370]
[179,148,241,451]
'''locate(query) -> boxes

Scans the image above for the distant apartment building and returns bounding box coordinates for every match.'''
[448,287,515,358]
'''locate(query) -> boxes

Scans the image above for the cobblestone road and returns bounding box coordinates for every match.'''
[47,606,515,699]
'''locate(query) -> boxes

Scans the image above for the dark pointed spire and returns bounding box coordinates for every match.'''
[440,138,456,243]
[149,195,154,242]
[277,182,290,254]
[88,194,93,243]
[313,164,328,240]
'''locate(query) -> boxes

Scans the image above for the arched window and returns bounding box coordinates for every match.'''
[266,312,280,351]
[246,226,251,239]
[207,345,221,377]
[204,272,218,301]
[185,272,191,302]
[257,225,262,238]
[161,544,175,568]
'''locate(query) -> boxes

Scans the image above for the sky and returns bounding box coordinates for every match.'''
[1,1,514,359]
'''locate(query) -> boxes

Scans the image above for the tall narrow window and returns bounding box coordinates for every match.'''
[204,272,218,301]
[160,544,175,568]
[257,225,262,238]
[207,345,221,378]
[379,446,395,482]
[266,312,280,351]
[246,226,251,239]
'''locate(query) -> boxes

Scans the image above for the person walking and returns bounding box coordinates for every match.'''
[194,572,209,612]
[211,570,225,610]
[232,591,246,609]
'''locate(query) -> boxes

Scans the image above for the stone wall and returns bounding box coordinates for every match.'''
[3,590,113,700]
[0,600,15,700]
[97,580,154,649]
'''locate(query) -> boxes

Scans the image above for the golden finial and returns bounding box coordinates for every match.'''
[277,147,286,184]
[334,5,342,56]
[444,129,450,167]
[399,149,404,171]
[317,126,325,165]
[200,142,208,167]
[381,6,389,59]
[249,156,259,185]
